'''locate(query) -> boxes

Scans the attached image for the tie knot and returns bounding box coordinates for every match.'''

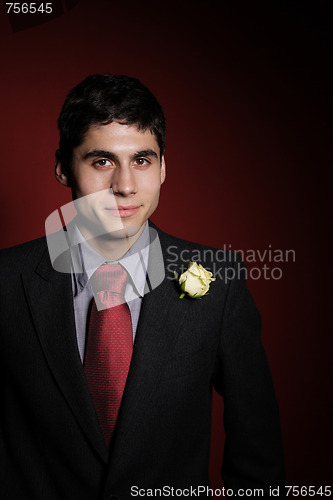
[90,263,128,310]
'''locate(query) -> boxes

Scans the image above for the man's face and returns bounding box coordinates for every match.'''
[56,122,166,241]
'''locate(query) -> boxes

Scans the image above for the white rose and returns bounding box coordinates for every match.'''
[178,261,215,299]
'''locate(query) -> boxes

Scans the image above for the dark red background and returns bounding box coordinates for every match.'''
[1,0,332,492]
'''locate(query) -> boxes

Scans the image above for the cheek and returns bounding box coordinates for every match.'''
[142,184,161,207]
[73,171,106,197]
[139,171,162,199]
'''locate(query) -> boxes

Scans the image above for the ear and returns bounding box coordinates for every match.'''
[160,155,166,185]
[55,151,70,187]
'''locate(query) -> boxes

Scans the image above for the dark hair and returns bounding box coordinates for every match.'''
[57,74,166,170]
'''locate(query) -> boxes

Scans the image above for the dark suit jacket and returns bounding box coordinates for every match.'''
[0,221,285,499]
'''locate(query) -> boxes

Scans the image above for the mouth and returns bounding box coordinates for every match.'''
[105,205,141,218]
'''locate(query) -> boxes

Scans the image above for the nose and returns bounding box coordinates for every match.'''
[111,164,137,197]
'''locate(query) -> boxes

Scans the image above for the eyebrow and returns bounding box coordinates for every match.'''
[83,149,159,161]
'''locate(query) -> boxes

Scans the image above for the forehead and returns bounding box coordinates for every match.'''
[77,122,159,154]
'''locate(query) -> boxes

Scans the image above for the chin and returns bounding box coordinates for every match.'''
[121,223,146,239]
[99,224,144,241]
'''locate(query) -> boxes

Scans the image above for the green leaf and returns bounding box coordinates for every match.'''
[180,279,187,292]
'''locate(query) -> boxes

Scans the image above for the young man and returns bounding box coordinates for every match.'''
[0,75,285,499]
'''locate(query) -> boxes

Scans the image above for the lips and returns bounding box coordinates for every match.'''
[105,206,141,218]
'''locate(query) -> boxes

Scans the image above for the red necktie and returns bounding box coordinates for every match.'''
[84,263,133,447]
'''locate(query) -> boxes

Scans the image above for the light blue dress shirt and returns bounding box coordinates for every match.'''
[69,222,150,362]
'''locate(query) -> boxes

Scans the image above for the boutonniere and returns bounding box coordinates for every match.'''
[175,261,216,299]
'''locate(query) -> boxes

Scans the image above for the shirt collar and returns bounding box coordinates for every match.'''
[69,222,150,299]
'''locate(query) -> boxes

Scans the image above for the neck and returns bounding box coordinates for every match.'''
[77,223,145,261]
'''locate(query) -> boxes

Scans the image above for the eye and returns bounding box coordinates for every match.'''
[134,157,150,167]
[93,158,112,168]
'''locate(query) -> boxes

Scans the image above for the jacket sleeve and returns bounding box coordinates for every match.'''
[212,255,286,497]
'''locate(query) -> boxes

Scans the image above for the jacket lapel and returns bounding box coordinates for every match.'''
[21,224,189,470]
[107,224,190,473]
[22,245,109,463]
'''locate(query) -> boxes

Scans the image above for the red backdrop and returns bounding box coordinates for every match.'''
[1,0,332,491]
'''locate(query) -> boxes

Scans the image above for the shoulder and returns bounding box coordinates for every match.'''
[0,237,48,276]
[149,220,242,270]
[148,222,247,294]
